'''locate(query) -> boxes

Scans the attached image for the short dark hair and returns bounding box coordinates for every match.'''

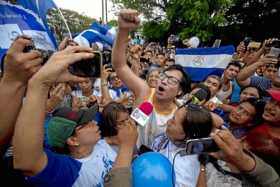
[163,64,191,97]
[241,85,263,99]
[182,104,213,139]
[205,75,222,89]
[226,61,242,70]
[240,97,265,125]
[100,102,128,137]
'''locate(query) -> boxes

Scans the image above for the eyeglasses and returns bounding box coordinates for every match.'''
[159,72,180,86]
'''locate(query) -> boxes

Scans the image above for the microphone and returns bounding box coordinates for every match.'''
[130,102,153,127]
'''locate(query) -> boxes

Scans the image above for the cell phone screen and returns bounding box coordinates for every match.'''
[186,138,219,154]
[69,51,102,77]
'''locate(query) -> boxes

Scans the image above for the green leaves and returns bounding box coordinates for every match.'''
[113,0,233,42]
[47,9,96,42]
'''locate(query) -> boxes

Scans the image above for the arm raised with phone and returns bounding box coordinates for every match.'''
[112,10,150,106]
[0,36,42,153]
[13,46,93,176]
[210,128,280,186]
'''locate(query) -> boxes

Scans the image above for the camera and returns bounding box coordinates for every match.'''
[68,51,102,77]
[23,39,54,65]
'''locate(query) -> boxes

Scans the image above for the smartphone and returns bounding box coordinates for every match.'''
[266,40,280,48]
[268,47,280,57]
[68,51,102,77]
[186,137,219,155]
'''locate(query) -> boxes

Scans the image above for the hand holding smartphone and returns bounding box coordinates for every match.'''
[68,51,102,77]
[185,137,219,155]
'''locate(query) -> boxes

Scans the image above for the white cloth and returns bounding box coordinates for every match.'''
[216,81,233,102]
[152,134,200,187]
[137,89,177,147]
[73,139,117,187]
[138,111,175,147]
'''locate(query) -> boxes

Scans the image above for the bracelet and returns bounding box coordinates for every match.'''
[101,83,108,87]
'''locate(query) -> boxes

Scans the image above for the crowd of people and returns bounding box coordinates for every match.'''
[0,9,280,187]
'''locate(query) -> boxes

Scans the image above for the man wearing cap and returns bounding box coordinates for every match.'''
[12,46,137,187]
[244,89,280,173]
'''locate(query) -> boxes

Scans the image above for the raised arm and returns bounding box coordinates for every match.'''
[211,128,280,187]
[237,56,277,87]
[105,118,138,187]
[0,36,42,153]
[13,46,93,176]
[112,10,150,105]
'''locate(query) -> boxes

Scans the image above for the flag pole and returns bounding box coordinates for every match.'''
[53,3,73,39]
[102,0,104,24]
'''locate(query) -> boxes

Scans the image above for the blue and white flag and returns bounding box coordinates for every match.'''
[0,2,56,50]
[16,0,57,48]
[175,46,235,82]
[74,22,116,51]
[17,0,56,23]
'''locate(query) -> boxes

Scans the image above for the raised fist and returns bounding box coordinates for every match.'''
[118,9,140,32]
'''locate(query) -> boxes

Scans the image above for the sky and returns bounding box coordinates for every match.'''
[53,0,117,21]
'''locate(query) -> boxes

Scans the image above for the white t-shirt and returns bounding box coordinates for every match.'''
[152,134,200,187]
[137,89,177,147]
[26,139,117,187]
[73,139,117,187]
[216,81,233,102]
[92,78,127,101]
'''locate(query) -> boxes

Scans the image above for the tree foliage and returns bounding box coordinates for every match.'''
[225,0,280,41]
[113,0,280,44]
[47,9,96,42]
[114,0,233,42]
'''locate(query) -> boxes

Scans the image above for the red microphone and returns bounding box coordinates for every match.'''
[130,102,153,127]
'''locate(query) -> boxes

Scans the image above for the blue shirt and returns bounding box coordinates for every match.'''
[26,140,117,187]
[250,76,272,91]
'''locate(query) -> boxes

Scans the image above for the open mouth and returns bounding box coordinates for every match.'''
[264,111,275,117]
[158,86,165,92]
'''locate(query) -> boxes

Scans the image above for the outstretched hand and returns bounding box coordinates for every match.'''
[3,35,43,84]
[30,46,94,89]
[210,128,256,172]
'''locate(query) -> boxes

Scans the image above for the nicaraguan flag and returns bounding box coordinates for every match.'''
[175,46,235,82]
[0,1,56,50]
[16,0,57,47]
[74,22,116,50]
[0,1,56,66]
[17,0,56,23]
[90,22,116,42]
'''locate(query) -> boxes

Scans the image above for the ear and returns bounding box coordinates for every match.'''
[66,136,80,147]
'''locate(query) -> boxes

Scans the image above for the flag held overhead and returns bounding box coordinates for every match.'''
[175,46,235,82]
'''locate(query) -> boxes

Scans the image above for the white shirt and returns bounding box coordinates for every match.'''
[137,89,177,147]
[73,139,117,187]
[152,134,200,187]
